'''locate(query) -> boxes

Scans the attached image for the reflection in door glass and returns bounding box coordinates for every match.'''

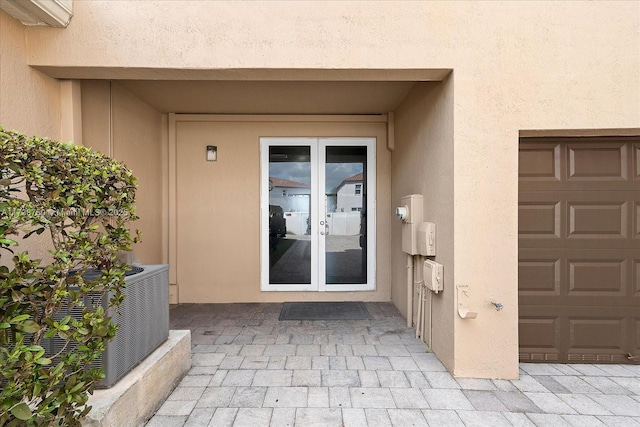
[325,146,367,284]
[268,146,311,284]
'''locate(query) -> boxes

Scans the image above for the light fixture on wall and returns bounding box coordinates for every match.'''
[206,145,217,162]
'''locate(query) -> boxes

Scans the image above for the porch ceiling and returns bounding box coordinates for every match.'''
[39,66,449,114]
[115,80,418,114]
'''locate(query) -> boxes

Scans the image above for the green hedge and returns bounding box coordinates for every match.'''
[0,128,139,426]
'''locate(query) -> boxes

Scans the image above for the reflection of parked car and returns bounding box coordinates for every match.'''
[269,205,286,250]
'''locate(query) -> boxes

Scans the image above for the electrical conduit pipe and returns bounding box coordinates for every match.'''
[406,254,413,328]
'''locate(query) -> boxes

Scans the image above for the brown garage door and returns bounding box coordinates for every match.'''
[519,136,640,363]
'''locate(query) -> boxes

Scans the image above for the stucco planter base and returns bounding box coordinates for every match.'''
[82,330,191,427]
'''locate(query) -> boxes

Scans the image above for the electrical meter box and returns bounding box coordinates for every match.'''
[400,194,423,255]
[423,260,444,293]
[417,222,436,256]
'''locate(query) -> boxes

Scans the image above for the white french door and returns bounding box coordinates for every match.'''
[260,137,376,292]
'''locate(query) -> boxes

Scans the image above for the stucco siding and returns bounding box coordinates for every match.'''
[0,10,64,265]
[81,82,165,265]
[0,11,61,137]
[172,117,391,304]
[394,80,456,374]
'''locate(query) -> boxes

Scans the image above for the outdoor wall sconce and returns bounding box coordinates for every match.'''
[206,145,217,162]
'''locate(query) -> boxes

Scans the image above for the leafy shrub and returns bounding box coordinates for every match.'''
[0,128,139,426]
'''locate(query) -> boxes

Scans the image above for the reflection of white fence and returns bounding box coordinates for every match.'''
[327,212,360,236]
[284,212,309,235]
[283,212,361,236]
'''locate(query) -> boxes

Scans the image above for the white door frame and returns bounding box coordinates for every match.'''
[260,137,317,292]
[260,137,376,292]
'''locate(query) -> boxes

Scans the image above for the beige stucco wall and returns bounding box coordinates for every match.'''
[81,81,111,155]
[0,11,64,264]
[444,5,636,378]
[3,1,639,378]
[81,81,165,264]
[0,11,61,137]
[393,80,456,372]
[172,117,391,303]
[0,14,164,267]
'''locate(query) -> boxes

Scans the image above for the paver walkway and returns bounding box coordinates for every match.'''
[145,303,640,426]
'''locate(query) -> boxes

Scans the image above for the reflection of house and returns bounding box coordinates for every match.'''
[327,173,363,235]
[334,172,363,212]
[268,177,310,213]
[269,177,310,235]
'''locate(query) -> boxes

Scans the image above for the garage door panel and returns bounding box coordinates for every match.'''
[519,306,636,363]
[519,143,561,182]
[635,202,640,239]
[519,257,561,295]
[519,193,563,244]
[634,143,640,180]
[519,314,561,362]
[520,249,638,303]
[520,139,638,191]
[569,316,627,351]
[636,259,640,295]
[520,137,640,364]
[564,305,635,363]
[566,191,639,245]
[521,182,639,191]
[520,192,640,249]
[519,202,561,239]
[568,201,627,240]
[523,302,640,310]
[567,142,627,182]
[635,318,640,356]
[522,301,640,309]
[520,137,640,363]
[568,258,627,297]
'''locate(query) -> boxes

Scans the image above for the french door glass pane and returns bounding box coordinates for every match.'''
[268,146,311,284]
[325,146,367,284]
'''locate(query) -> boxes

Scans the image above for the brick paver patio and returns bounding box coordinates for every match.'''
[145,303,640,426]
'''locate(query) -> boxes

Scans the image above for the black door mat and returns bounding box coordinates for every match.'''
[279,302,371,321]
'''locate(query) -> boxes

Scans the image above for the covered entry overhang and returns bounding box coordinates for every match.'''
[33,66,450,120]
[47,66,452,302]
[24,60,520,379]
[37,66,486,376]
